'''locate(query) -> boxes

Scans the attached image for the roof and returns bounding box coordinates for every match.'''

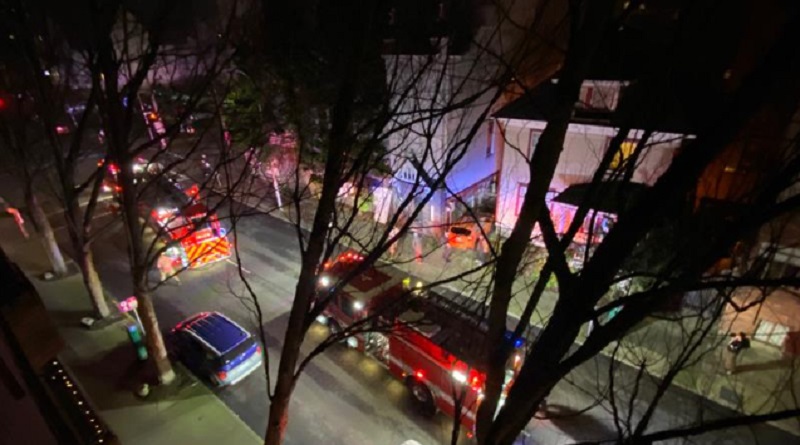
[553,181,650,214]
[494,80,693,134]
[183,312,249,355]
[494,22,695,134]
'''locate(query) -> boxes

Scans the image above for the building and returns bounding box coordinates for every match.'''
[380,0,554,233]
[493,75,693,245]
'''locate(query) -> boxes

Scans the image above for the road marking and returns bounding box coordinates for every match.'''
[226,258,251,274]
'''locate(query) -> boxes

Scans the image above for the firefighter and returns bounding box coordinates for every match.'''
[411,227,423,263]
[387,226,400,258]
[157,253,182,285]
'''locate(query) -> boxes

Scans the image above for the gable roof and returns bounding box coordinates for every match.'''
[494,80,694,134]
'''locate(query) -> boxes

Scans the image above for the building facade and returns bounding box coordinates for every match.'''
[493,78,691,245]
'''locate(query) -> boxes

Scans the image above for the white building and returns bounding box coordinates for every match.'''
[381,0,542,233]
[493,77,693,244]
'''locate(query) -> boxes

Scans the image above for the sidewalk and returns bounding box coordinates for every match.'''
[224,168,800,436]
[0,216,262,445]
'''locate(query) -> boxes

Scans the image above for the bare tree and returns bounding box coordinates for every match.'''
[472,2,800,444]
[0,0,111,317]
[79,0,241,383]
[0,83,68,278]
[214,1,560,443]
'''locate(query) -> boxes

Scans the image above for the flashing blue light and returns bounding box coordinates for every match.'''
[514,338,524,348]
[219,228,227,237]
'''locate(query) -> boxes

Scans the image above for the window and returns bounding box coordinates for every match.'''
[579,82,619,110]
[340,295,355,319]
[609,140,637,170]
[528,130,542,159]
[755,320,789,347]
[515,184,527,215]
[485,121,495,158]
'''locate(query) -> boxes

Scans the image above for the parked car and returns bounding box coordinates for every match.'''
[170,312,262,386]
[446,214,494,250]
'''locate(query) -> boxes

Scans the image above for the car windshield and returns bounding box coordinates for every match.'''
[450,227,471,236]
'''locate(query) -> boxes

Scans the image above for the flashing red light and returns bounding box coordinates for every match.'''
[55,125,69,135]
[256,345,262,355]
[0,97,6,109]
[217,371,227,381]
[415,370,424,380]
[470,375,481,388]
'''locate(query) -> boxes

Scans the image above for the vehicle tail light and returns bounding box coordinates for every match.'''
[415,370,424,380]
[217,371,227,381]
[256,345,262,355]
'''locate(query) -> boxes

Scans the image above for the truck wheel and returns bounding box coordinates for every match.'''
[408,379,436,417]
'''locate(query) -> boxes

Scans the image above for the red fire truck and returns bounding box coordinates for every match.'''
[315,251,526,434]
[100,159,232,268]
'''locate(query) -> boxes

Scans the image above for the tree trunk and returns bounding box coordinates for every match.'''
[476,1,616,442]
[117,168,175,385]
[263,5,368,443]
[263,350,296,445]
[137,288,175,385]
[263,92,351,443]
[25,191,68,276]
[78,248,110,319]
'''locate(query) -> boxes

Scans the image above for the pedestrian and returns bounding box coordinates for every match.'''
[411,227,423,263]
[1,198,29,239]
[475,236,490,264]
[724,332,748,375]
[442,231,452,263]
[387,226,400,259]
[157,253,181,285]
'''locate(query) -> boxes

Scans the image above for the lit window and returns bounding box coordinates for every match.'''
[609,140,637,170]
[515,184,527,216]
[528,130,542,159]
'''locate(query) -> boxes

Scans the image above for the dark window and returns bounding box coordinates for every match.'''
[340,295,355,318]
[485,122,495,158]
[449,227,472,236]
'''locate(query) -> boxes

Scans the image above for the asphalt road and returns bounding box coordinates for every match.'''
[26,158,795,445]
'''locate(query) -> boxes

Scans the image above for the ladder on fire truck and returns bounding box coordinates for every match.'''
[138,92,168,149]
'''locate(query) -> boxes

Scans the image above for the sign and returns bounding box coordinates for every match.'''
[117,296,138,313]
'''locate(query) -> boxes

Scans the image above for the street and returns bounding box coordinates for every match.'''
[55,193,793,445]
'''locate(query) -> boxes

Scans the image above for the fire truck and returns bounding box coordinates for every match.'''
[100,159,232,268]
[146,174,232,269]
[315,251,526,433]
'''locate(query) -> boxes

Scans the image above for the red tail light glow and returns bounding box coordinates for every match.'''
[217,371,227,381]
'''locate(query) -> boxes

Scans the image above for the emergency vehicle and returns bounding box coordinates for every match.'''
[147,175,232,269]
[315,251,526,433]
[100,159,232,268]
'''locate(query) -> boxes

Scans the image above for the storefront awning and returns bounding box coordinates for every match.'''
[553,181,649,215]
